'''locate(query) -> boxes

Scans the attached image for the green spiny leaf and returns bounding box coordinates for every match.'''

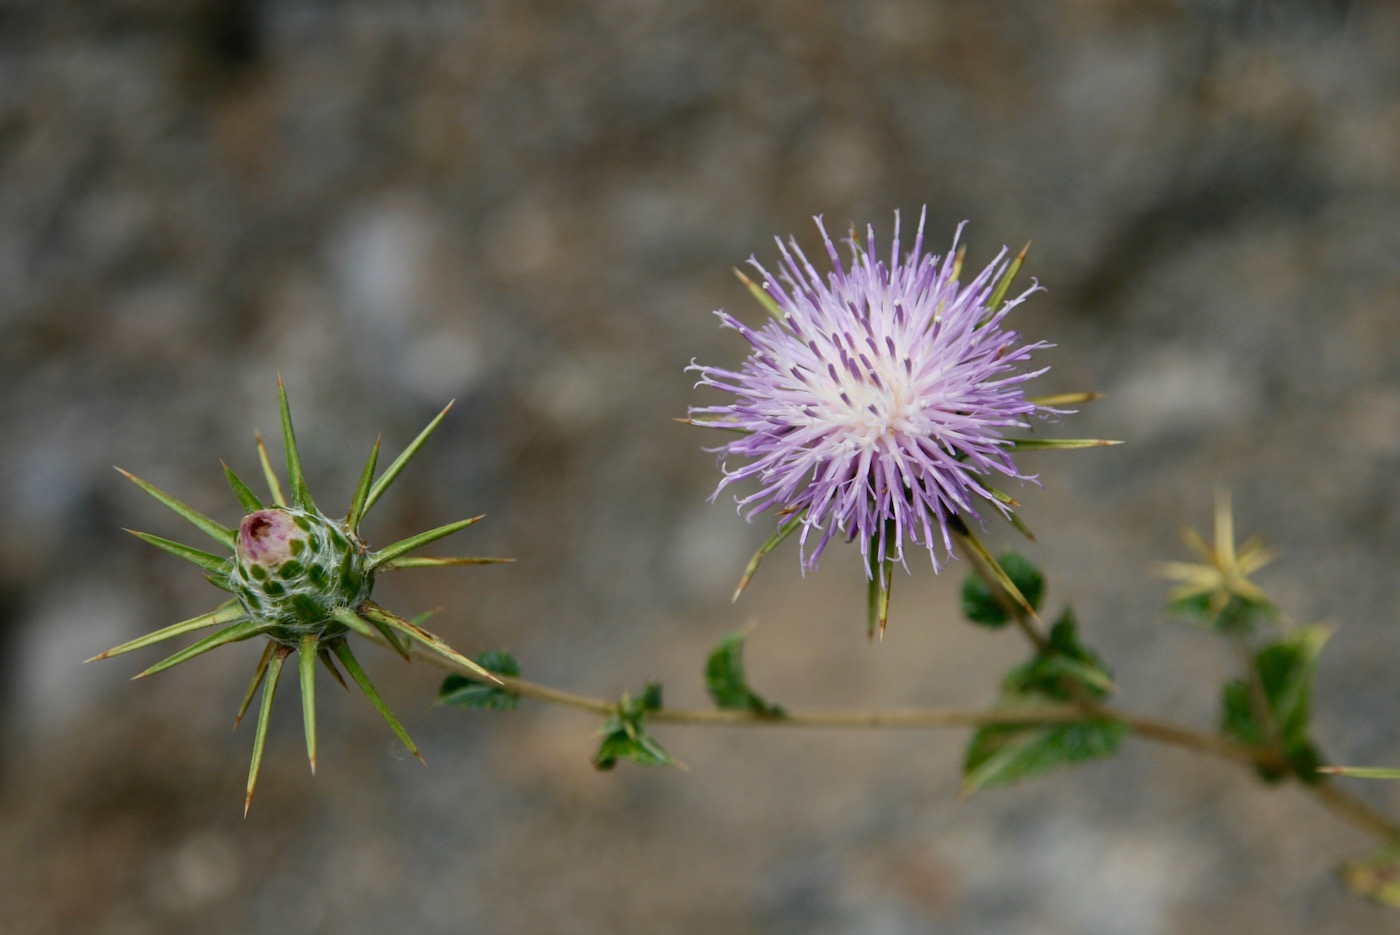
[298,634,318,774]
[733,511,804,602]
[961,551,1045,628]
[866,543,893,640]
[705,630,784,716]
[87,600,243,662]
[378,555,515,571]
[116,468,236,549]
[1026,391,1102,408]
[983,242,1029,317]
[221,461,265,512]
[1323,766,1400,780]
[734,266,784,320]
[329,606,405,656]
[277,376,315,511]
[1010,438,1123,450]
[133,619,271,679]
[253,430,287,507]
[126,529,230,575]
[437,651,521,710]
[345,436,380,532]
[955,531,1038,618]
[246,646,289,816]
[362,401,454,517]
[367,516,484,571]
[331,639,422,763]
[234,642,275,729]
[360,601,498,682]
[318,645,349,691]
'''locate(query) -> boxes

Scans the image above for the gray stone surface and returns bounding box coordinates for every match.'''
[2,1,1399,932]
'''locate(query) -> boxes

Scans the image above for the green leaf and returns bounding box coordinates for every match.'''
[962,709,1128,793]
[132,619,271,679]
[253,430,287,507]
[126,529,231,575]
[733,267,784,320]
[359,601,498,681]
[1003,609,1115,700]
[116,468,236,549]
[277,376,315,511]
[1221,625,1331,783]
[245,646,289,816]
[87,600,243,662]
[984,242,1028,317]
[234,642,276,730]
[367,516,484,571]
[362,401,453,517]
[593,686,676,770]
[1009,438,1123,450]
[345,436,380,532]
[331,638,422,763]
[1166,592,1276,635]
[960,551,1045,628]
[221,461,265,513]
[298,634,318,774]
[705,630,784,716]
[1322,766,1400,780]
[378,555,515,570]
[1341,845,1400,908]
[733,511,804,601]
[437,651,522,710]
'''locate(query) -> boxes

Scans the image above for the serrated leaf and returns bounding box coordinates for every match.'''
[1221,625,1331,781]
[962,711,1127,793]
[1002,609,1115,700]
[437,651,521,710]
[960,551,1044,628]
[705,630,784,716]
[593,687,676,770]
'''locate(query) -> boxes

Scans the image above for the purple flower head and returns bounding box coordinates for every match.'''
[690,209,1050,578]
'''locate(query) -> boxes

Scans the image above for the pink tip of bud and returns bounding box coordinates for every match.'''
[238,509,299,568]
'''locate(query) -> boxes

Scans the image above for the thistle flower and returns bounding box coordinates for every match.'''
[95,379,511,814]
[690,210,1109,634]
[1156,490,1278,633]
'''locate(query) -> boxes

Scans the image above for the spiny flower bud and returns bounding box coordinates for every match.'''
[96,379,512,814]
[231,507,371,643]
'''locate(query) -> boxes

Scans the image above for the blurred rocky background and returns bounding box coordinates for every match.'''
[2,0,1400,932]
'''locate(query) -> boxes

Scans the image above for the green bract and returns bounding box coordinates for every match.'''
[96,378,512,814]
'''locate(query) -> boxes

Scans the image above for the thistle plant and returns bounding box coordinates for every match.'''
[90,214,1400,912]
[95,379,508,813]
[688,210,1116,636]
